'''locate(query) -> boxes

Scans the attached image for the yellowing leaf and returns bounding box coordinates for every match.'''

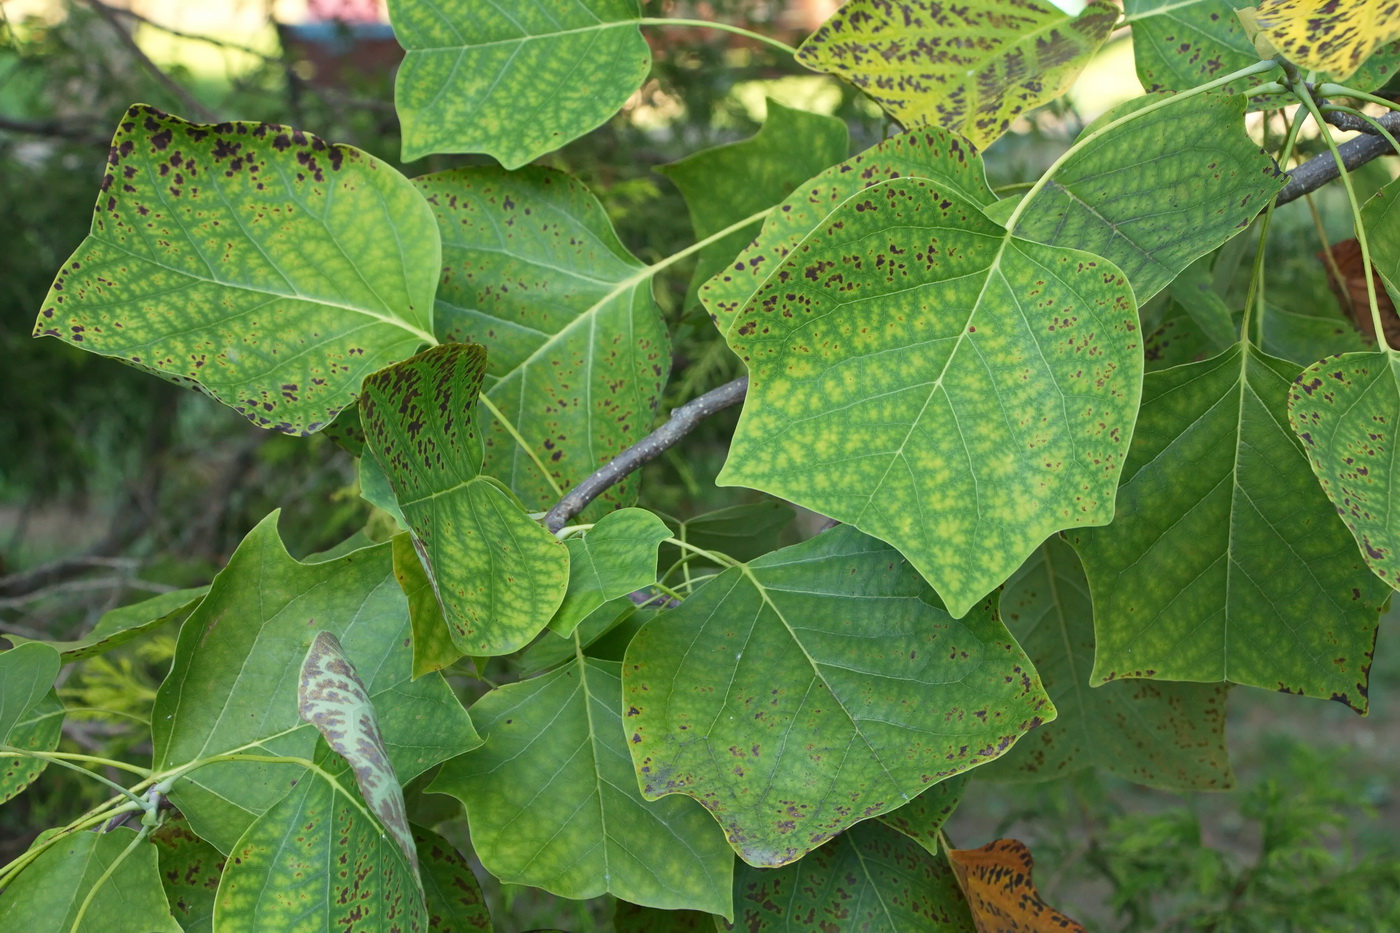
[1255,0,1400,81]
[948,838,1085,933]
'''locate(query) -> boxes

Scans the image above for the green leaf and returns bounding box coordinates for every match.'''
[298,631,418,875]
[430,658,735,916]
[1075,345,1388,709]
[390,0,651,166]
[392,532,462,678]
[795,0,1119,148]
[1364,176,1400,300]
[875,775,967,857]
[718,176,1141,617]
[1261,298,1368,367]
[414,166,670,514]
[214,751,427,932]
[723,821,976,932]
[1,691,64,804]
[700,128,996,327]
[151,814,225,933]
[551,508,670,636]
[151,512,480,853]
[988,539,1233,790]
[1289,350,1400,593]
[0,641,60,742]
[663,501,795,566]
[985,92,1287,303]
[1169,257,1239,354]
[6,587,207,662]
[0,828,182,933]
[657,100,848,303]
[412,824,493,932]
[360,453,408,531]
[34,105,439,435]
[624,526,1054,868]
[360,343,570,655]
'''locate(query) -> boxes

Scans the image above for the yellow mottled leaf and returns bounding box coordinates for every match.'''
[1256,0,1400,80]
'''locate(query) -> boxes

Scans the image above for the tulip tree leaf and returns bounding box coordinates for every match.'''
[430,658,735,916]
[795,0,1119,148]
[1254,0,1400,82]
[725,820,976,932]
[1074,345,1387,709]
[390,0,651,166]
[624,525,1055,868]
[1288,351,1400,591]
[33,105,439,435]
[298,631,418,875]
[551,508,670,636]
[414,166,670,515]
[947,838,1085,933]
[151,814,225,933]
[1,691,64,804]
[700,127,996,327]
[0,642,60,742]
[391,532,462,678]
[663,501,795,566]
[360,343,570,655]
[412,824,493,932]
[214,750,427,932]
[151,512,480,853]
[988,539,1233,791]
[718,176,1141,617]
[875,775,968,857]
[5,587,207,663]
[657,100,849,302]
[0,828,182,933]
[985,92,1287,303]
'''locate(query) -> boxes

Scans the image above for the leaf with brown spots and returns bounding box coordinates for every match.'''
[151,814,225,933]
[429,658,734,916]
[33,105,439,435]
[876,774,968,857]
[390,0,651,167]
[717,175,1142,618]
[359,343,570,656]
[214,745,427,932]
[795,0,1119,148]
[1254,0,1400,81]
[412,824,493,932]
[947,838,1084,933]
[986,538,1234,790]
[413,166,670,517]
[624,525,1055,868]
[5,586,207,663]
[0,690,63,805]
[724,820,976,932]
[1075,345,1387,709]
[298,631,418,876]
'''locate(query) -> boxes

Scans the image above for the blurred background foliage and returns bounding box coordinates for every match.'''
[1,2,1397,929]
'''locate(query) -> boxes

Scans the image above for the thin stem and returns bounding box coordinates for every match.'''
[79,0,217,122]
[69,824,151,933]
[645,206,774,278]
[1316,84,1400,113]
[0,748,152,807]
[0,802,140,889]
[638,17,799,56]
[1,746,151,778]
[478,394,564,498]
[1003,60,1281,234]
[651,580,687,602]
[663,537,741,570]
[1242,106,1305,343]
[1295,82,1391,350]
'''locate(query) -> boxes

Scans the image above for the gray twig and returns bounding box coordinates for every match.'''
[543,377,749,532]
[1278,110,1400,207]
[80,0,217,122]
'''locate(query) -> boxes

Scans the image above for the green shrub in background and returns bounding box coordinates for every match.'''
[4,0,1400,930]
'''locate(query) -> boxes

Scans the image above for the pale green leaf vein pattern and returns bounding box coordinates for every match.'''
[390,0,651,166]
[431,658,734,916]
[624,526,1054,868]
[34,105,439,435]
[1075,345,1387,709]
[719,176,1142,617]
[414,166,669,514]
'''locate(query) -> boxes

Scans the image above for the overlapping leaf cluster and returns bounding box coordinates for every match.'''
[9,0,1400,930]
